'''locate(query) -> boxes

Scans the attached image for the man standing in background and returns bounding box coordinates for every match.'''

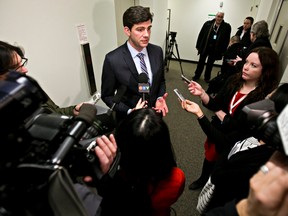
[235,16,254,50]
[193,12,231,82]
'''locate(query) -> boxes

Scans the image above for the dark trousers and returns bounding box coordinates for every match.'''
[194,52,216,81]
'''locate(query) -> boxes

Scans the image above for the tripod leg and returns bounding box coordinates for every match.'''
[165,41,174,72]
[174,41,184,75]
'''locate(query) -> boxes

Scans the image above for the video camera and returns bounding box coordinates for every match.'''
[169,31,177,42]
[241,98,288,155]
[0,72,120,215]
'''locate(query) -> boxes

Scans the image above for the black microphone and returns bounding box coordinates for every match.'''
[107,85,127,116]
[138,73,150,101]
[51,103,97,164]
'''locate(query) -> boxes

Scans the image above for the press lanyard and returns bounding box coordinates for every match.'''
[213,23,219,40]
[229,91,247,114]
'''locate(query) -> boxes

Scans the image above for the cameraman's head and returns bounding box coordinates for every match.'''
[0,41,28,78]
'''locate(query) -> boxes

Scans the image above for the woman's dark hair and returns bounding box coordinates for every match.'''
[115,108,176,182]
[123,6,153,29]
[227,47,279,100]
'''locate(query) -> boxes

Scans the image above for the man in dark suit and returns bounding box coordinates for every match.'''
[193,12,231,82]
[101,6,168,122]
[235,16,254,49]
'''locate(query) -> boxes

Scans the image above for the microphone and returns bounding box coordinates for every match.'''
[107,85,127,116]
[51,103,97,164]
[138,73,150,101]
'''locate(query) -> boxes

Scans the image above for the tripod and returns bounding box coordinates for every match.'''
[165,32,184,75]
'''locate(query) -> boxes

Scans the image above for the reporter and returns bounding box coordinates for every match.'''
[99,108,185,216]
[186,47,279,190]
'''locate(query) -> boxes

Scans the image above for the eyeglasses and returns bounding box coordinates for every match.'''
[15,57,28,70]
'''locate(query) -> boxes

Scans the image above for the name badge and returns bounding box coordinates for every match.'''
[213,35,217,40]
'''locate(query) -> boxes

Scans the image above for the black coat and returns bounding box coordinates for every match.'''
[196,19,231,60]
[235,26,252,48]
[207,145,274,211]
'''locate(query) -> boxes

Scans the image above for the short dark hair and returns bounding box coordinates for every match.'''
[123,6,153,29]
[246,16,254,25]
[0,41,22,74]
[0,41,24,57]
[0,45,14,74]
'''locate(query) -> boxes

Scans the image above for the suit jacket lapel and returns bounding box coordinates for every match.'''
[147,44,156,77]
[121,43,139,81]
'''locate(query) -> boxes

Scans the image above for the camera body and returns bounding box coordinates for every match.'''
[241,99,286,154]
[0,72,112,202]
[169,31,177,42]
[0,71,98,174]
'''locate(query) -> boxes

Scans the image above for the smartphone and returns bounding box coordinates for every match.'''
[225,59,233,62]
[181,74,191,83]
[174,88,185,101]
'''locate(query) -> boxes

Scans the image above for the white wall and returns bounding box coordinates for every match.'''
[0,0,168,108]
[167,0,253,62]
[1,0,282,109]
[141,0,169,50]
[0,0,117,108]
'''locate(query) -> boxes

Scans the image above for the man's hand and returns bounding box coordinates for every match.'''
[94,134,117,175]
[154,93,169,116]
[83,134,117,183]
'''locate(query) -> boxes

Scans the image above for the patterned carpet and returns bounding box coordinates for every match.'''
[164,60,220,216]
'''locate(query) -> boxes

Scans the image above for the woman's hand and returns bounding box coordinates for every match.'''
[133,98,147,111]
[181,99,204,118]
[188,81,204,97]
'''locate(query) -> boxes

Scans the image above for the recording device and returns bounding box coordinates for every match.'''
[169,31,177,42]
[138,73,150,101]
[174,88,185,102]
[0,72,120,207]
[51,103,97,165]
[81,86,127,140]
[107,85,127,116]
[87,92,101,104]
[181,74,191,83]
[241,99,287,155]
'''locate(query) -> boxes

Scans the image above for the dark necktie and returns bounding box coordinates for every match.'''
[137,53,149,82]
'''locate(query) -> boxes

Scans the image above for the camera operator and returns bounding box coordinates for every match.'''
[0,41,120,216]
[0,40,85,116]
[74,134,118,216]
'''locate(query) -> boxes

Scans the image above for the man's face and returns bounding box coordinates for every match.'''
[124,20,152,52]
[243,19,252,31]
[215,13,224,25]
[13,52,28,74]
